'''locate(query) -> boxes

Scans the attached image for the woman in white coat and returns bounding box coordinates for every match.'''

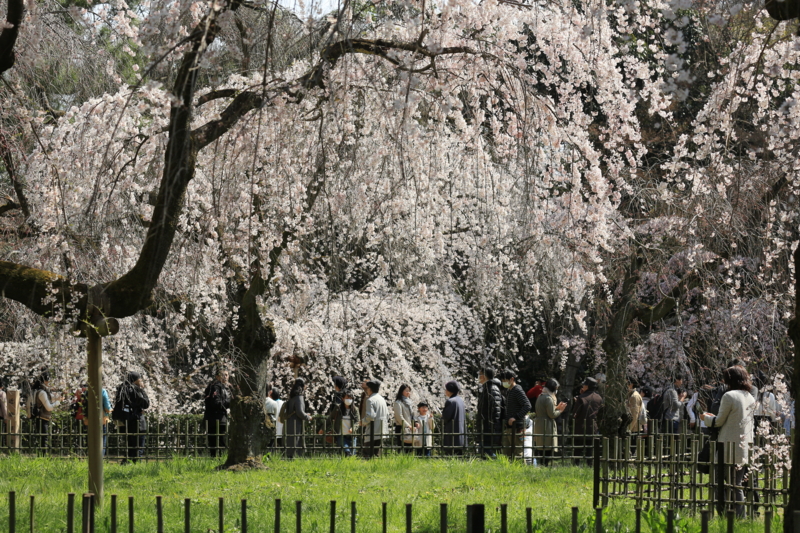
[702,365,755,518]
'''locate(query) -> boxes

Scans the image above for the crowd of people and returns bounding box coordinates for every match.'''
[2,360,795,485]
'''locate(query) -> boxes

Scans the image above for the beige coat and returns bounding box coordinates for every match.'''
[628,390,644,433]
[702,389,755,465]
[533,388,561,450]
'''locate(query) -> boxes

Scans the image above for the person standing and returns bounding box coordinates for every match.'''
[663,375,684,433]
[264,384,279,447]
[285,378,312,459]
[701,366,756,518]
[501,370,532,460]
[533,378,566,465]
[361,380,388,458]
[328,389,359,456]
[113,372,150,463]
[476,367,502,458]
[573,377,603,465]
[443,381,466,455]
[627,378,645,434]
[203,368,232,458]
[0,376,9,448]
[413,401,435,456]
[393,384,415,452]
[31,371,59,450]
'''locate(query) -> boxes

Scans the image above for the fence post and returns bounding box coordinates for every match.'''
[219,497,224,533]
[110,495,117,533]
[382,503,387,533]
[156,496,163,533]
[67,493,75,533]
[330,501,336,533]
[274,499,281,533]
[634,508,641,533]
[27,496,33,533]
[593,440,601,509]
[440,503,448,533]
[726,510,734,533]
[88,494,95,533]
[295,501,301,533]
[666,509,674,533]
[500,503,507,533]
[82,495,89,533]
[794,510,800,533]
[699,510,709,533]
[765,509,772,533]
[9,491,16,533]
[128,496,133,533]
[593,508,602,533]
[351,501,356,533]
[241,500,247,533]
[128,497,134,533]
[527,507,532,533]
[184,499,191,533]
[405,504,412,533]
[466,504,484,533]
[571,507,578,533]
[715,442,725,517]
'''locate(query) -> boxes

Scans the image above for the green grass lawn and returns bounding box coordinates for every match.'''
[0,455,784,532]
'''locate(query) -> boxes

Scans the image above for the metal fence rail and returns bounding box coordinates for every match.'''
[0,413,616,462]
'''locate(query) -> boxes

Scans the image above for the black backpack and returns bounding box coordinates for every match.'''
[647,393,666,420]
[30,390,42,419]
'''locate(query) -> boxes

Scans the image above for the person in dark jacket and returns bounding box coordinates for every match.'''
[476,367,502,458]
[327,389,360,456]
[573,377,603,466]
[501,369,532,459]
[285,378,312,459]
[114,372,150,463]
[203,368,231,458]
[443,380,466,455]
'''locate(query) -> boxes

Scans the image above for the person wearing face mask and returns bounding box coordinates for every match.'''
[534,378,567,466]
[327,389,359,456]
[443,381,466,455]
[476,367,503,459]
[500,370,531,459]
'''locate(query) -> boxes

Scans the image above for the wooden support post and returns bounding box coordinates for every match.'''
[329,501,336,533]
[440,503,447,533]
[67,493,75,533]
[86,328,104,507]
[7,391,19,449]
[274,499,281,533]
[571,507,578,533]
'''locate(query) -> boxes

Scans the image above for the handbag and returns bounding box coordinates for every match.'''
[325,433,335,445]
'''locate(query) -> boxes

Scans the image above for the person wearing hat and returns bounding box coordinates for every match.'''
[361,380,388,458]
[113,371,150,463]
[500,370,532,459]
[573,377,603,466]
[443,380,466,455]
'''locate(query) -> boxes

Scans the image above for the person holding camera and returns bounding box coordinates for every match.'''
[501,370,532,460]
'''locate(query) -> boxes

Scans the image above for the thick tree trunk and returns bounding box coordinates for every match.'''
[785,245,800,533]
[223,276,277,467]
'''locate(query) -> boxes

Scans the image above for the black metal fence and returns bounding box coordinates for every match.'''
[0,413,607,462]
